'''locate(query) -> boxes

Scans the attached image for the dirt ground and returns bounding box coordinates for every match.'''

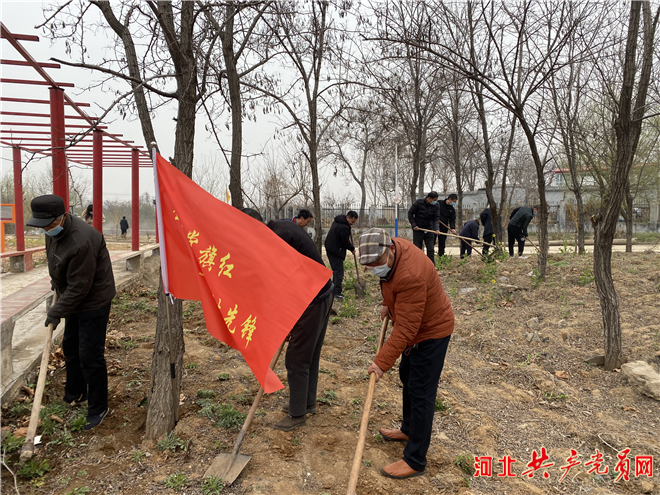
[2,249,660,495]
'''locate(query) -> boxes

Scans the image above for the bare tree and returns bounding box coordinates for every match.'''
[591,1,660,370]
[45,0,221,438]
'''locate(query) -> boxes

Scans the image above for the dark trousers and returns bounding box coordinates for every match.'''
[285,291,334,417]
[412,230,436,265]
[327,254,345,296]
[483,233,494,255]
[436,226,449,256]
[507,224,525,257]
[400,335,451,472]
[459,238,473,258]
[62,303,111,416]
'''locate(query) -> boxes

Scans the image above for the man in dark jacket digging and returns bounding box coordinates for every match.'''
[26,195,116,430]
[407,192,440,264]
[459,217,480,258]
[242,208,334,432]
[324,211,358,301]
[479,207,501,255]
[437,194,458,257]
[358,228,454,479]
[507,205,538,258]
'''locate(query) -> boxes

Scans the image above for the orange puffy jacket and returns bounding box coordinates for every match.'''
[374,238,454,372]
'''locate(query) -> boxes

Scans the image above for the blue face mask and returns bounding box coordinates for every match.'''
[368,250,391,278]
[43,217,64,236]
[533,212,537,217]
[451,202,456,207]
[430,200,438,205]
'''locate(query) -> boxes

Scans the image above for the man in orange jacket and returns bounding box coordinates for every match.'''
[358,228,454,479]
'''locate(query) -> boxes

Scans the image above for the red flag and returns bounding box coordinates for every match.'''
[154,154,331,393]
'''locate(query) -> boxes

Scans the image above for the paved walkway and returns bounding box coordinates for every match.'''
[1,245,158,404]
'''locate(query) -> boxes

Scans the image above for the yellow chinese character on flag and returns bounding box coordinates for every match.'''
[241,315,257,348]
[198,245,217,271]
[187,230,200,247]
[224,304,238,334]
[218,253,234,278]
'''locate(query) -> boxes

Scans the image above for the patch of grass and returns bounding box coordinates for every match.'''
[127,379,142,389]
[366,335,376,342]
[66,487,90,495]
[76,470,88,477]
[478,263,498,284]
[197,389,217,399]
[164,473,189,492]
[317,390,337,404]
[131,450,145,462]
[198,402,246,430]
[544,392,569,401]
[363,459,372,467]
[40,402,68,419]
[202,476,225,495]
[183,302,197,318]
[40,416,63,435]
[435,399,448,412]
[185,362,199,370]
[435,254,453,270]
[9,402,31,417]
[48,426,75,448]
[217,373,230,381]
[1,433,25,453]
[338,299,358,318]
[454,454,475,475]
[18,458,51,479]
[122,339,138,350]
[530,268,543,288]
[293,437,301,446]
[319,368,331,374]
[330,316,342,324]
[578,267,594,286]
[351,398,360,406]
[157,432,185,452]
[58,475,72,486]
[374,434,384,443]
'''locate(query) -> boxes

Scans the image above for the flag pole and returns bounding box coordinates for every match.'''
[151,144,178,421]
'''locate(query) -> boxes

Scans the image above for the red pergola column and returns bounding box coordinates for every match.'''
[131,149,140,251]
[12,147,25,251]
[49,87,69,206]
[92,129,103,233]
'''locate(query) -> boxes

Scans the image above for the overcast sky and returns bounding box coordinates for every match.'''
[1,1,348,204]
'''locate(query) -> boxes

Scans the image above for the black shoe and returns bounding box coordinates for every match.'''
[335,294,344,301]
[63,393,88,406]
[281,404,317,415]
[84,407,109,431]
[272,415,307,431]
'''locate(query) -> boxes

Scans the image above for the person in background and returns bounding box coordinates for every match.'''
[324,211,358,301]
[459,217,480,258]
[291,209,313,228]
[358,228,454,480]
[507,205,538,258]
[120,216,129,237]
[407,192,440,265]
[26,195,116,430]
[242,208,334,432]
[82,204,94,225]
[479,207,501,255]
[437,194,458,257]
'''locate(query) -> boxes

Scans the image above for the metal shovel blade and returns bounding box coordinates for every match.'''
[353,280,367,298]
[204,452,252,484]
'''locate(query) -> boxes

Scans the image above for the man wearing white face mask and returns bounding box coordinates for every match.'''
[358,228,454,480]
[27,195,115,430]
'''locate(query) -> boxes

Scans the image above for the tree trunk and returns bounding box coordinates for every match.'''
[575,191,586,254]
[222,3,244,209]
[591,1,657,370]
[624,181,634,252]
[145,279,184,438]
[498,120,516,241]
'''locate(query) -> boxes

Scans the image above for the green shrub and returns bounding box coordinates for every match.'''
[157,432,185,452]
[1,433,24,454]
[164,473,189,492]
[18,459,51,479]
[202,476,225,495]
[197,389,217,399]
[454,454,475,475]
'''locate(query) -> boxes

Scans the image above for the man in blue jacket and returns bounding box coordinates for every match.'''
[459,217,480,258]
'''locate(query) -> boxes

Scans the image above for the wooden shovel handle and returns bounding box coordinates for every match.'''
[346,316,390,495]
[417,227,497,248]
[20,293,58,462]
[230,340,285,457]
